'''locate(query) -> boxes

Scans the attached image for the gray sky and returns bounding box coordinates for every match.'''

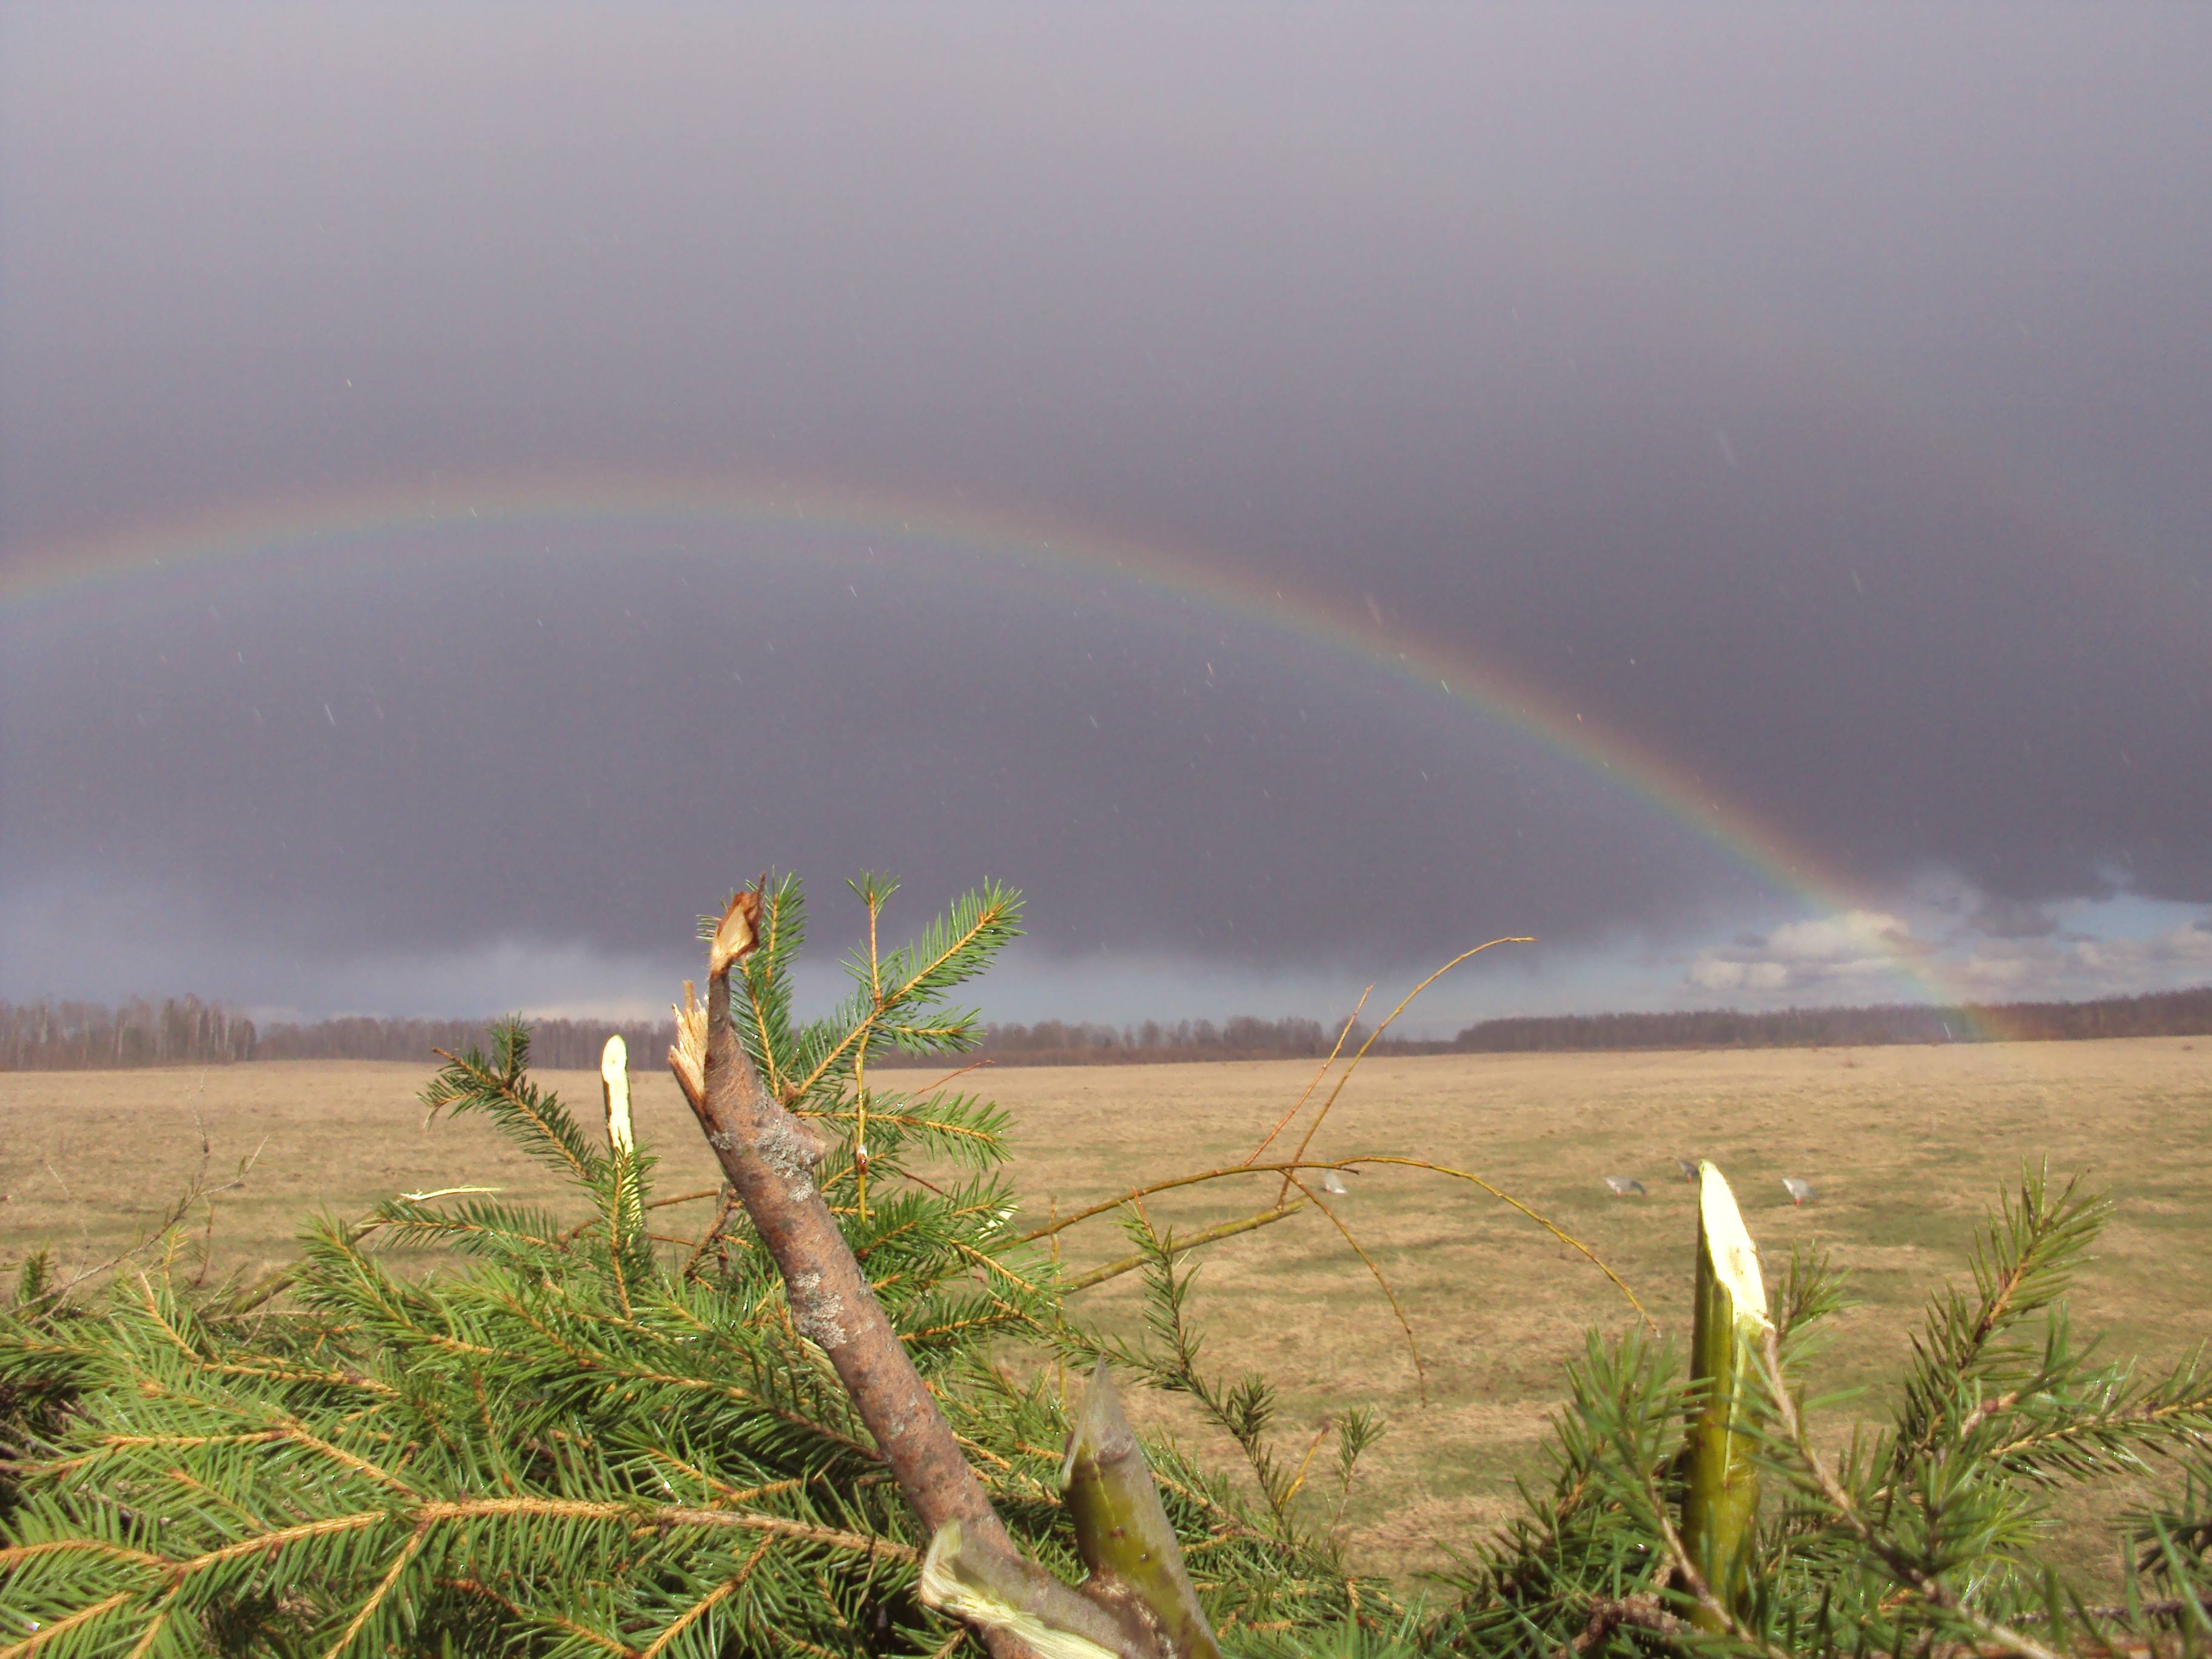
[4,5,2208,1028]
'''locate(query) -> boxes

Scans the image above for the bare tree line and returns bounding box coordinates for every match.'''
[2,985,2204,1072]
[0,1005,1382,1073]
[0,999,672,1073]
[0,996,257,1070]
[890,1014,1384,1068]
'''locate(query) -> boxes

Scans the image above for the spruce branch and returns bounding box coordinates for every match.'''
[1890,1166,2108,1481]
[1755,1326,2068,1659]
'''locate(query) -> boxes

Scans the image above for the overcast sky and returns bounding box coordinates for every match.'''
[3,5,2208,1030]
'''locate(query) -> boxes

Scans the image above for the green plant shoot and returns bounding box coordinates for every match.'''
[1681,1159,1772,1628]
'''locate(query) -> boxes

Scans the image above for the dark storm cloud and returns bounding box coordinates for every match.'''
[2,5,2208,1008]
[0,527,1751,980]
[1967,897,2062,943]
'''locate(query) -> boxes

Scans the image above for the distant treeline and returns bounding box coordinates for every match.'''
[0,998,671,1074]
[1452,985,2212,1053]
[873,1016,1387,1068]
[0,997,259,1071]
[0,1004,1387,1073]
[250,1016,677,1073]
[4,985,2206,1072]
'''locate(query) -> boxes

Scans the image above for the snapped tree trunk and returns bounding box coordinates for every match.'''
[669,889,1168,1658]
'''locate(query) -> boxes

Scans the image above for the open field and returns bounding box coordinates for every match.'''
[4,1038,2208,1588]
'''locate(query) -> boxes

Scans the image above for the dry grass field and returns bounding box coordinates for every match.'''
[3,1037,2207,1590]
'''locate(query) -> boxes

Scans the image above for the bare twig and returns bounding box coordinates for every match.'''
[1346,1156,1654,1331]
[1284,1173,1427,1402]
[1275,936,1532,1206]
[13,1147,264,1316]
[679,1190,743,1282]
[1011,1162,1322,1245]
[1010,1156,1648,1329]
[1242,993,1370,1167]
[1061,1202,1305,1292]
[561,1185,725,1244]
[1557,1594,1684,1657]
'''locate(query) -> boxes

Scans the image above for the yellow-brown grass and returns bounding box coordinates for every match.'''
[3,1037,2207,1587]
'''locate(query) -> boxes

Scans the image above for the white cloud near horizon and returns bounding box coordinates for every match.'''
[1686,909,1921,996]
[1682,893,2212,1008]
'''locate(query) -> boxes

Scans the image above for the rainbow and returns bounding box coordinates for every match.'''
[0,472,2013,1034]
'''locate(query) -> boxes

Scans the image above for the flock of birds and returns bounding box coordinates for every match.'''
[1603,1165,1818,1205]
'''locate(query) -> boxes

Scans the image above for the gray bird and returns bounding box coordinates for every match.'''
[1318,1170,1350,1197]
[1676,1159,1700,1184]
[1781,1177,1816,1206]
[1603,1176,1647,1197]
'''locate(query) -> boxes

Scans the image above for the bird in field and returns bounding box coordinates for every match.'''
[1676,1159,1700,1183]
[1318,1170,1350,1196]
[1603,1176,1647,1197]
[1781,1177,1817,1206]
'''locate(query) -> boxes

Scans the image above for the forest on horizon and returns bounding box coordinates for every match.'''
[4,985,2207,1072]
